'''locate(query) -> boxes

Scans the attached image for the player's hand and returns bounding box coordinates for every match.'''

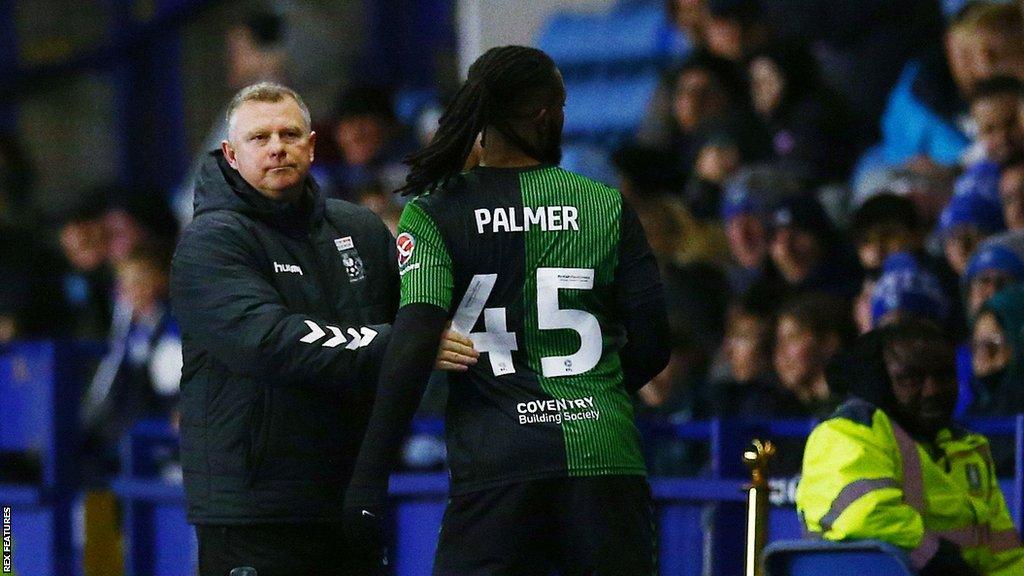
[344,503,389,575]
[435,324,479,371]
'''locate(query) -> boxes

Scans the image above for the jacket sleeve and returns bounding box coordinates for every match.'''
[614,200,670,392]
[170,216,390,388]
[797,417,925,549]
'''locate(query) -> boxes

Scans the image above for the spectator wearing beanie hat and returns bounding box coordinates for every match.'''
[720,166,802,294]
[870,252,951,329]
[755,195,861,304]
[867,251,979,418]
[963,244,1024,318]
[939,162,1006,275]
[970,284,1024,473]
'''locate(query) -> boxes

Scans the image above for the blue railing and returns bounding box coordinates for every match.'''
[3,341,1024,575]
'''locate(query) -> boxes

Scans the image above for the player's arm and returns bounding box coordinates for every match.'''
[346,201,456,508]
[613,200,671,391]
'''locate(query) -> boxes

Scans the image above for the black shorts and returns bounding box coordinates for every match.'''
[196,522,351,576]
[433,475,655,576]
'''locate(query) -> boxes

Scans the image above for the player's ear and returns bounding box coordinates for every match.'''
[222,140,238,169]
[308,131,316,162]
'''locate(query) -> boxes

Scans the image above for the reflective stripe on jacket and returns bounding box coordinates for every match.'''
[796,398,1024,575]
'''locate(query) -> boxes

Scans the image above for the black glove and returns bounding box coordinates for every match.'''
[343,500,389,576]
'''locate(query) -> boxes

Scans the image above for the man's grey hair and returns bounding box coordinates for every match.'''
[225,81,311,138]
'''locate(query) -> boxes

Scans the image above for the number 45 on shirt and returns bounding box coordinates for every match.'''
[451,268,602,378]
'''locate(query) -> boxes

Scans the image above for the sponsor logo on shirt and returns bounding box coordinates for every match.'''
[515,396,600,425]
[396,232,415,267]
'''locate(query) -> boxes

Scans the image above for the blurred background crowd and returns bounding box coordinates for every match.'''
[5,0,1024,481]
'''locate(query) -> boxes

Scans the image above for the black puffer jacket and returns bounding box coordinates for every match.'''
[170,151,398,524]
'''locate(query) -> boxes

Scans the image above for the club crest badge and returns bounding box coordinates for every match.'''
[335,237,365,283]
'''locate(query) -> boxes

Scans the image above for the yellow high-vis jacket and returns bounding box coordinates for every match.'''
[797,399,1024,575]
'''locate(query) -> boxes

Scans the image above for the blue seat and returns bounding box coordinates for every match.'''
[563,74,659,143]
[763,539,916,576]
[0,341,103,576]
[537,4,671,72]
[559,144,617,186]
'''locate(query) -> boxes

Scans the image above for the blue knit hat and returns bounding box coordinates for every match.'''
[721,180,764,222]
[953,160,1001,204]
[964,244,1024,285]
[938,192,1005,237]
[871,252,951,326]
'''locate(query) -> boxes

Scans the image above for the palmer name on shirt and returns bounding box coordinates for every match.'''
[474,206,579,234]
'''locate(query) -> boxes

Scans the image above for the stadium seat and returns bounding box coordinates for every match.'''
[562,74,659,144]
[559,143,618,186]
[0,341,102,576]
[537,3,674,73]
[763,539,916,576]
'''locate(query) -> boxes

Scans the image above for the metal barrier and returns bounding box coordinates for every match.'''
[2,338,1021,575]
[0,341,103,576]
[107,415,1024,576]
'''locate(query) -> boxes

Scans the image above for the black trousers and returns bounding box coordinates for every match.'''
[196,522,352,576]
[433,475,656,576]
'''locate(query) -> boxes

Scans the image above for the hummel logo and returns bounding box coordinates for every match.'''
[299,321,378,349]
[274,262,303,275]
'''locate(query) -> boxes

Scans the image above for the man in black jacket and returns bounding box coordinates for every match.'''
[170,82,475,576]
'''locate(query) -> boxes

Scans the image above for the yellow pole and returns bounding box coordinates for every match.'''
[743,439,776,576]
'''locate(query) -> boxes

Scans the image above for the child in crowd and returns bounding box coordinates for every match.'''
[773,292,856,418]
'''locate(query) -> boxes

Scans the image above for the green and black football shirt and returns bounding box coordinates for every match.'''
[397,165,655,494]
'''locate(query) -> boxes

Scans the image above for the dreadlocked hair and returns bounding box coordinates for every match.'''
[397,45,563,196]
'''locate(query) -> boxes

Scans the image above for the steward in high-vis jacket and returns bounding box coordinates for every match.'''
[797,320,1024,576]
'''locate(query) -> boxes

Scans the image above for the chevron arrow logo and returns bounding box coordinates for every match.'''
[345,327,362,350]
[300,320,326,343]
[343,326,378,350]
[322,325,346,348]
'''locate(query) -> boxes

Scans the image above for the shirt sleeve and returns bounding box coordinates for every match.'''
[613,200,670,391]
[396,200,454,311]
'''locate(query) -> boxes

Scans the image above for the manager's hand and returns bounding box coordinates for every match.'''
[434,325,479,371]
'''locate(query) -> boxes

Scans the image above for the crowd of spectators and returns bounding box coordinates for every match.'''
[7,0,1024,480]
[619,0,1024,473]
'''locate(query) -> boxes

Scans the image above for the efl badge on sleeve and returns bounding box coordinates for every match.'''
[965,463,983,492]
[396,232,415,267]
[335,236,365,283]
